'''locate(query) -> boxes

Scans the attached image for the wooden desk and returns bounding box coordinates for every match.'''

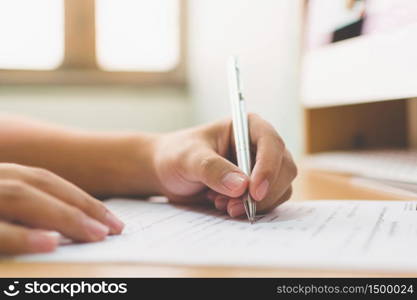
[1,168,415,277]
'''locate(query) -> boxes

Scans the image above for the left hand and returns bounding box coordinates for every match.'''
[152,113,297,218]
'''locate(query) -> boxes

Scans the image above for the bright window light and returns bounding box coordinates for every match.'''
[96,0,180,71]
[0,0,64,70]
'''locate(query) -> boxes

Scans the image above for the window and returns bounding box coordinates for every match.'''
[0,0,185,85]
[96,0,180,71]
[0,0,64,70]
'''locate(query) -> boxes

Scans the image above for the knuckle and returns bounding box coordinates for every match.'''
[0,163,34,180]
[28,167,54,186]
[256,124,285,151]
[6,165,55,189]
[258,167,274,181]
[248,112,260,121]
[199,156,218,175]
[62,207,86,225]
[31,167,53,178]
[265,131,285,152]
[213,118,232,132]
[275,135,286,150]
[85,198,107,216]
[288,161,298,180]
[0,180,29,198]
[0,163,22,172]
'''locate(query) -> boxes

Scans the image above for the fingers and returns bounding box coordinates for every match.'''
[0,164,124,235]
[214,195,228,211]
[212,185,293,218]
[256,150,297,213]
[209,114,297,217]
[211,194,245,218]
[247,114,297,212]
[223,150,295,217]
[226,198,246,217]
[262,185,293,212]
[221,150,295,217]
[185,149,249,198]
[0,180,110,243]
[247,114,285,202]
[212,194,245,217]
[0,222,58,254]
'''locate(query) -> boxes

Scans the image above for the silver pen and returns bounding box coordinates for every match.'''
[227,56,256,224]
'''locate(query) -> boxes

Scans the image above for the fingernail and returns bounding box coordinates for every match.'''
[228,202,246,217]
[256,180,269,201]
[28,232,59,253]
[105,211,125,234]
[215,196,228,210]
[84,218,109,241]
[222,172,246,191]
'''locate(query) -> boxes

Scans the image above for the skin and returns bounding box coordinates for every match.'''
[0,113,297,254]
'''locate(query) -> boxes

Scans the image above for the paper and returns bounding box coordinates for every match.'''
[12,199,417,272]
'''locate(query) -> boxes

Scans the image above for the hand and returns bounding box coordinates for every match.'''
[0,163,124,254]
[153,113,297,217]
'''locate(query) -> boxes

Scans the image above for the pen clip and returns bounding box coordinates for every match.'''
[233,59,244,101]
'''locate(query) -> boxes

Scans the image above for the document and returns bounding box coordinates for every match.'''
[13,199,417,272]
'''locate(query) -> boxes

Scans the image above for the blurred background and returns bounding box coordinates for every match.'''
[0,0,303,156]
[3,0,416,165]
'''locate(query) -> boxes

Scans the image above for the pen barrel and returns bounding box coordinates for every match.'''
[228,56,256,221]
[228,57,252,177]
[234,101,251,176]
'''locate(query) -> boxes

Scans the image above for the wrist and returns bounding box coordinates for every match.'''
[118,132,164,197]
[74,131,164,197]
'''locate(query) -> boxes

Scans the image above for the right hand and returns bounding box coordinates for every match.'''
[0,163,124,254]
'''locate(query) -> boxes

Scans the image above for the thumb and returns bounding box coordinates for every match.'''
[187,150,249,198]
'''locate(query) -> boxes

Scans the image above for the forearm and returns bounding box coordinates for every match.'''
[0,115,162,197]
